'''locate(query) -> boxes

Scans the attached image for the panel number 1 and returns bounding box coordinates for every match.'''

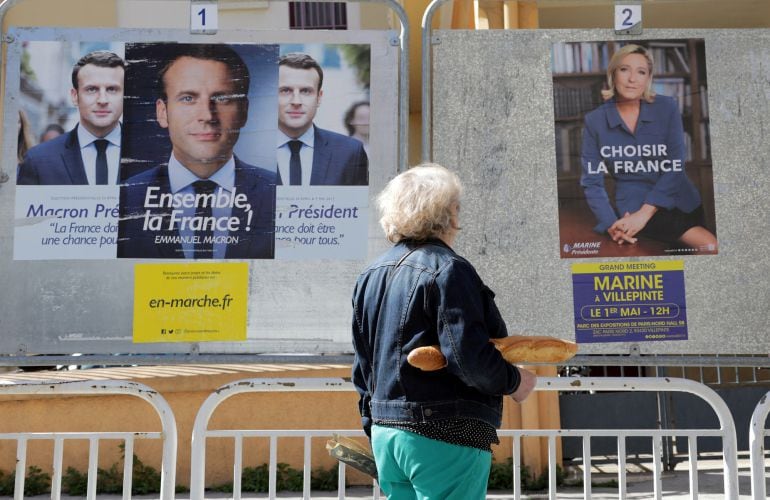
[191,2,218,33]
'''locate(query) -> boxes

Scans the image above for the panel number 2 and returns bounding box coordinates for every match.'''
[621,8,633,26]
[614,4,641,32]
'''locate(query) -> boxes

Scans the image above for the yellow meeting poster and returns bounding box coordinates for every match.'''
[133,263,248,343]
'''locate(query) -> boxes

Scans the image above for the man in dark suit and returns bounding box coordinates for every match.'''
[277,53,368,186]
[118,44,276,259]
[18,51,125,185]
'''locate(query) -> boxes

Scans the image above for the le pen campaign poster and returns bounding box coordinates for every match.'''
[12,33,371,261]
[553,39,718,259]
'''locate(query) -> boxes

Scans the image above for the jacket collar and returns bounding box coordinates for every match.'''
[399,237,453,252]
[605,97,656,131]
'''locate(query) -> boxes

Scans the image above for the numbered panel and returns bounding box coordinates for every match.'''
[432,28,770,355]
[1,27,399,356]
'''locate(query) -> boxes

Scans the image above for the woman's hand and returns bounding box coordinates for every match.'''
[608,217,637,245]
[510,368,537,402]
[608,204,658,245]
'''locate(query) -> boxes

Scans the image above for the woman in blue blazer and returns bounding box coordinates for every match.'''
[580,44,717,253]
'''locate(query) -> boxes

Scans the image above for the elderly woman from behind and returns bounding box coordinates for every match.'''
[351,163,537,500]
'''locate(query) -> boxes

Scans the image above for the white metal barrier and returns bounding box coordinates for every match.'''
[507,377,739,500]
[750,390,770,499]
[0,380,177,500]
[189,376,739,500]
[190,377,377,500]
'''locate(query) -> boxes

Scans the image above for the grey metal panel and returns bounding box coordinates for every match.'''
[559,391,658,457]
[431,29,770,355]
[0,27,397,357]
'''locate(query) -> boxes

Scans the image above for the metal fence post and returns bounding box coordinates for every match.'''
[749,391,770,499]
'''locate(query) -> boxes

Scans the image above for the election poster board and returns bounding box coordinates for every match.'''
[431,29,770,355]
[553,39,718,259]
[0,27,397,357]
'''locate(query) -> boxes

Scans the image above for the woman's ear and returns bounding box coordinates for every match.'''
[450,202,461,230]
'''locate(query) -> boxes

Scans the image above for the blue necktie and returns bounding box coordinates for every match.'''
[94,139,109,185]
[193,180,217,259]
[289,140,303,185]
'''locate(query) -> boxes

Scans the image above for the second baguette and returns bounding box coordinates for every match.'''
[490,335,578,364]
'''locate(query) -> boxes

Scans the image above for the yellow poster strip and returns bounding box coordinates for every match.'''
[572,260,684,274]
[133,262,248,343]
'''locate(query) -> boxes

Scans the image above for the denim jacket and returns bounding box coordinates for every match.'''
[351,239,521,436]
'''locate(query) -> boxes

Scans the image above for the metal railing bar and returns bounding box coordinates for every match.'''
[52,437,64,500]
[205,429,364,438]
[233,435,243,500]
[373,479,381,499]
[497,429,724,438]
[688,436,698,500]
[716,355,723,385]
[0,431,162,440]
[122,437,134,500]
[512,435,521,500]
[0,0,23,70]
[421,0,452,162]
[749,391,770,500]
[618,437,627,500]
[269,435,278,499]
[582,436,591,499]
[87,438,99,500]
[205,428,726,439]
[547,435,557,499]
[303,435,312,500]
[565,355,770,368]
[337,462,346,500]
[653,436,663,500]
[14,436,26,500]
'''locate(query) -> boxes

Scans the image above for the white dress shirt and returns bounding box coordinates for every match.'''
[277,126,315,186]
[77,124,122,185]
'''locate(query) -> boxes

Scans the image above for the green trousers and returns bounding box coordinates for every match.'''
[371,424,492,500]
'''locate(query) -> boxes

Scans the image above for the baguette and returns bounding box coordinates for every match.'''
[406,336,577,371]
[489,335,578,364]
